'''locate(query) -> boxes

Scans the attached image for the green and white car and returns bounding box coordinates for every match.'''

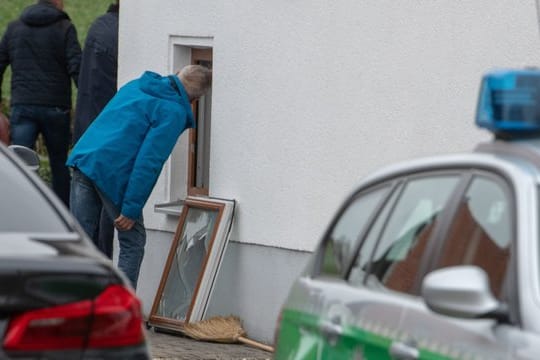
[274,69,540,359]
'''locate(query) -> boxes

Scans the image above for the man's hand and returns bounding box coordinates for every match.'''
[114,214,135,231]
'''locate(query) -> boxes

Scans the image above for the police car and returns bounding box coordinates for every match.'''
[274,69,540,359]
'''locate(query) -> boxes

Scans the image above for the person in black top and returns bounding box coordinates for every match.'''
[74,1,119,144]
[0,0,81,206]
[73,1,119,258]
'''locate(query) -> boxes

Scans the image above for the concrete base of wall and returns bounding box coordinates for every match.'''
[127,229,311,343]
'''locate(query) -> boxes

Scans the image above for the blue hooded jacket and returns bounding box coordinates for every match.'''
[67,71,195,219]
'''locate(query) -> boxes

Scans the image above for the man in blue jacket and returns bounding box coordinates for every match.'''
[74,1,120,259]
[67,65,212,288]
[0,0,81,206]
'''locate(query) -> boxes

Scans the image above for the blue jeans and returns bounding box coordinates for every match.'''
[10,105,71,206]
[70,169,146,288]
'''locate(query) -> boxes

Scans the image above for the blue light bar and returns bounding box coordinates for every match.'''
[476,68,540,138]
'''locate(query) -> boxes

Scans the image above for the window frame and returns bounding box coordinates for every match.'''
[187,48,213,196]
[155,36,213,216]
[148,196,236,330]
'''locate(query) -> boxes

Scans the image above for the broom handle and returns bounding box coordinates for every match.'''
[238,336,274,353]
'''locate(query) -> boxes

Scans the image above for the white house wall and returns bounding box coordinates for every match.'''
[120,0,539,252]
[119,0,540,342]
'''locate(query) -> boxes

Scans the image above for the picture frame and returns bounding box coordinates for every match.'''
[148,196,236,332]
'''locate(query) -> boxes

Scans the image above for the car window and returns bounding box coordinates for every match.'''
[434,175,512,299]
[0,153,68,233]
[365,175,460,295]
[349,183,402,286]
[319,185,390,277]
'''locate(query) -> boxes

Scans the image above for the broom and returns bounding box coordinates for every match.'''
[182,315,275,353]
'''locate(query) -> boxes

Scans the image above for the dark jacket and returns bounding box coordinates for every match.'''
[0,0,82,108]
[73,4,119,144]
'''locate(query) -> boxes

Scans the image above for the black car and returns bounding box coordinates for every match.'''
[0,144,149,359]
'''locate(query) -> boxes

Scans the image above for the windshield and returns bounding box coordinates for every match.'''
[0,152,68,233]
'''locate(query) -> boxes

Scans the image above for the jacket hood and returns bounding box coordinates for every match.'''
[139,71,188,103]
[20,2,69,26]
[139,71,195,127]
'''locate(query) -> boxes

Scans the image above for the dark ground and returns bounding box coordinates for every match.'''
[146,329,273,360]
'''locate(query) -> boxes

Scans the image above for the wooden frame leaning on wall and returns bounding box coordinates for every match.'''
[147,196,236,332]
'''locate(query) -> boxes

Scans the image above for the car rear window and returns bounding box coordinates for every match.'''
[0,153,68,233]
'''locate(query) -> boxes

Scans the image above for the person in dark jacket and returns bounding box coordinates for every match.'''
[74,1,119,259]
[68,65,212,288]
[0,0,81,206]
[74,1,119,144]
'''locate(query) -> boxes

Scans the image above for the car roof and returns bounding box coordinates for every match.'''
[0,143,88,242]
[353,138,540,193]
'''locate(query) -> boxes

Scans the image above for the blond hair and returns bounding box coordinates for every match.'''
[177,65,212,101]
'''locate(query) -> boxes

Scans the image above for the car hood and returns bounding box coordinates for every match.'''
[0,232,103,258]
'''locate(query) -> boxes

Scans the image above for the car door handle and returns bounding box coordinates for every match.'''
[389,341,419,360]
[319,320,343,338]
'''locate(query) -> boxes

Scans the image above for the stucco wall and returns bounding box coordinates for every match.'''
[117,0,540,343]
[119,0,540,251]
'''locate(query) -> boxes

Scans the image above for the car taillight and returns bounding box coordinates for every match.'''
[88,285,144,348]
[3,285,144,351]
[3,300,93,350]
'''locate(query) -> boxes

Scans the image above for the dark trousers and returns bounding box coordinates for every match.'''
[10,105,71,206]
[70,169,146,289]
[98,208,115,259]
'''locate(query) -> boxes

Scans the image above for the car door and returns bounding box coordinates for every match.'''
[275,183,396,360]
[396,170,514,359]
[341,172,464,360]
[275,171,464,359]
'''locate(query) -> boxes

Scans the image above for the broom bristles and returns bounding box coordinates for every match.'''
[182,315,247,343]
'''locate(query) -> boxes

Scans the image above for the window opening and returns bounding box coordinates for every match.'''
[319,185,390,277]
[188,49,212,196]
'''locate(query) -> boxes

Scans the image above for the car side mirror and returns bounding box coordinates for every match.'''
[421,265,506,320]
[8,145,40,171]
